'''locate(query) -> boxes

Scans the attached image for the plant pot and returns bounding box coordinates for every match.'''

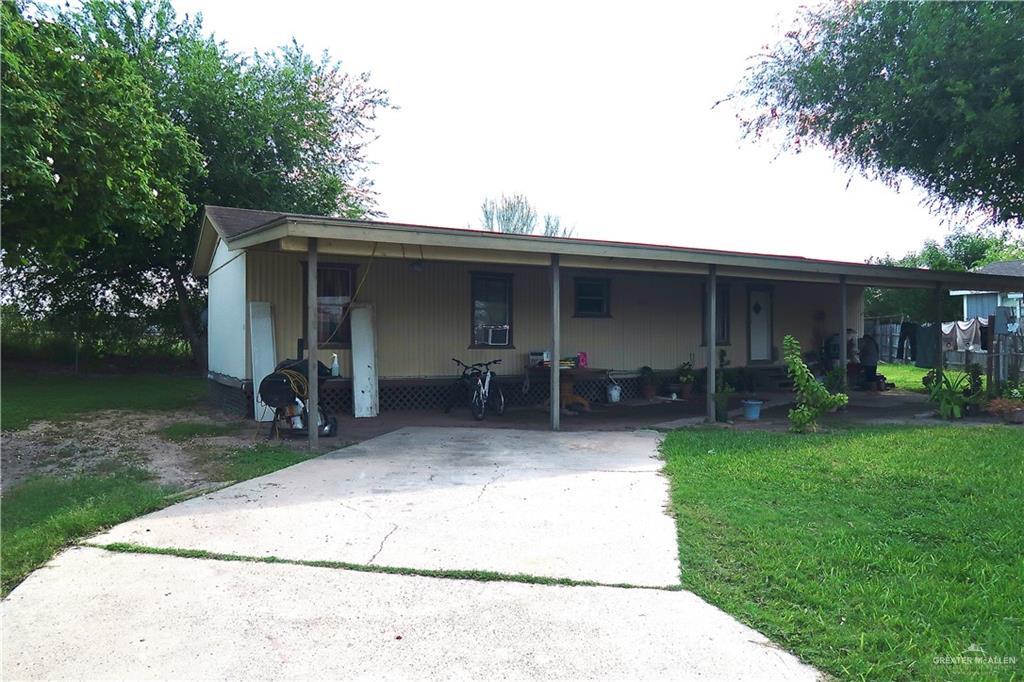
[641,384,657,400]
[741,400,764,420]
[679,383,694,399]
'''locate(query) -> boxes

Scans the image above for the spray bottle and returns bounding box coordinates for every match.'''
[331,353,340,377]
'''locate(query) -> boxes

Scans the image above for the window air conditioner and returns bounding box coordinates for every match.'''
[483,326,509,346]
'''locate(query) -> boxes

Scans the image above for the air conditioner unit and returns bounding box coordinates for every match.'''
[482,325,510,346]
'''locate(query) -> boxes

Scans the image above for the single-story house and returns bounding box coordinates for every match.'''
[950,259,1024,321]
[192,205,1024,434]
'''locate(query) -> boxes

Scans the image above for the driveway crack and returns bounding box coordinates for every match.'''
[368,524,398,564]
[476,472,505,502]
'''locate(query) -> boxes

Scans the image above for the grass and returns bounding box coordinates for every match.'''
[878,362,990,395]
[878,362,930,393]
[662,426,1023,681]
[192,443,319,481]
[1,373,205,431]
[0,469,171,595]
[87,542,666,591]
[0,444,314,596]
[158,421,242,442]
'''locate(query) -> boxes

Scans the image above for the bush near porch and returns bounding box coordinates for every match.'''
[662,426,1022,681]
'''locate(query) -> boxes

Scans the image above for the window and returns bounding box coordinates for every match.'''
[701,284,730,345]
[471,273,513,347]
[574,277,611,317]
[302,263,355,348]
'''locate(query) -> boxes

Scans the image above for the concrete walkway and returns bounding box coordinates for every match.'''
[94,427,680,586]
[2,547,819,681]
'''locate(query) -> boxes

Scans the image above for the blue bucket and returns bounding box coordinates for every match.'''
[741,400,764,420]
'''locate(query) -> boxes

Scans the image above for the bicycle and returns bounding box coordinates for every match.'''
[444,358,505,420]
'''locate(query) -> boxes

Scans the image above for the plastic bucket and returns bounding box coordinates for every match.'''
[607,384,622,403]
[741,400,764,420]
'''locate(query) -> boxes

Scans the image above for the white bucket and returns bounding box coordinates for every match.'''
[607,384,622,403]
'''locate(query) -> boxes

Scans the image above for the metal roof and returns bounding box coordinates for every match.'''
[194,205,1024,292]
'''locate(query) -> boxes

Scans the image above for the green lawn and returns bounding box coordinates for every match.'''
[1,373,206,431]
[877,362,930,393]
[662,426,1023,681]
[1,469,170,595]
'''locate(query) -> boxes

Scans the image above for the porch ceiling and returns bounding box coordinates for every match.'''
[194,206,1024,292]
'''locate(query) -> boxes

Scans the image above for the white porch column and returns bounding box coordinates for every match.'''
[307,237,319,450]
[706,265,717,423]
[839,274,848,390]
[550,254,561,431]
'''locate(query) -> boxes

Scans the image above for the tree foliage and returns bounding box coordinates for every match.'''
[1,0,201,262]
[864,229,1024,320]
[737,1,1024,227]
[479,194,574,237]
[1,0,391,364]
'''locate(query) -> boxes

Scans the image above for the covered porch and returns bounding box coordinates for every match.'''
[193,206,1023,447]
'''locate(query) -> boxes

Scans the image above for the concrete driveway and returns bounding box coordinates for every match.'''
[3,547,819,681]
[2,427,823,680]
[93,427,680,586]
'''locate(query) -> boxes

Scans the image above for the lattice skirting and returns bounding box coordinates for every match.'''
[258,374,643,415]
[217,375,642,417]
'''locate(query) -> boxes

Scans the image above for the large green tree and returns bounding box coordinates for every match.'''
[736,1,1024,227]
[2,0,390,366]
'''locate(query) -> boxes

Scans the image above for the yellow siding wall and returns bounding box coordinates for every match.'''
[243,250,863,379]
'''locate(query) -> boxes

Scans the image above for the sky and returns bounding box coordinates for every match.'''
[171,0,953,264]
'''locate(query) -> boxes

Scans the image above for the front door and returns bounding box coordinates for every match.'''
[748,288,773,362]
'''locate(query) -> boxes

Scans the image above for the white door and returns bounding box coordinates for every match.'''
[749,289,772,362]
[350,304,379,418]
[248,302,277,422]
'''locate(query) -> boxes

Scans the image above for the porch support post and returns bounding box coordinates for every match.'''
[706,265,717,423]
[307,237,319,450]
[934,283,944,384]
[839,274,848,390]
[550,254,561,431]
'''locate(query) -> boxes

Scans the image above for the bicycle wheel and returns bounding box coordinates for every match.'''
[490,385,505,416]
[471,385,486,420]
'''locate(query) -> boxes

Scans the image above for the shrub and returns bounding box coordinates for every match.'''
[928,373,973,420]
[783,335,848,433]
[987,397,1024,422]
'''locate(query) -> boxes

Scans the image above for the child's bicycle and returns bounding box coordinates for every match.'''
[444,358,505,420]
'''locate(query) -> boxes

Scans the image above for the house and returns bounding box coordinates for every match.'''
[949,260,1024,321]
[192,206,1024,434]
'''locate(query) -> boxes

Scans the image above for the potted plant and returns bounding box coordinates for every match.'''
[987,398,1024,424]
[639,366,658,400]
[675,362,696,399]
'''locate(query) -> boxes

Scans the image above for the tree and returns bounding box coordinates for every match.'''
[864,229,1024,320]
[2,0,391,366]
[479,194,574,237]
[0,0,202,265]
[735,1,1024,228]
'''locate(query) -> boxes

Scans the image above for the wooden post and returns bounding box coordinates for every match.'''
[706,265,717,423]
[307,237,319,450]
[934,284,944,385]
[839,275,848,389]
[550,254,561,431]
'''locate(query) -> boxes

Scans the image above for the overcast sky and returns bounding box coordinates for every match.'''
[172,0,952,263]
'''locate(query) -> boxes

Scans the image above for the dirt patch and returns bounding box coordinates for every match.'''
[1,409,264,492]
